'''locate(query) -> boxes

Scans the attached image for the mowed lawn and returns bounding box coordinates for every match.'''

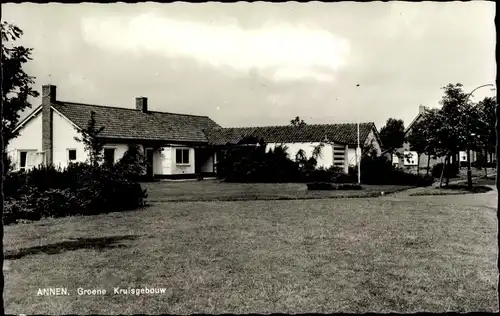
[4,188,498,313]
[143,180,413,202]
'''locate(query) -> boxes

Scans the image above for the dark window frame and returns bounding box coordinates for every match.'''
[103,148,116,165]
[175,148,190,165]
[68,149,77,161]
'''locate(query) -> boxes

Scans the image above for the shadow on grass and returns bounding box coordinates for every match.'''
[4,235,139,260]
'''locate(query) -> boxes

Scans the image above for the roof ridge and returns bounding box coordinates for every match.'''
[56,100,212,119]
[213,122,374,130]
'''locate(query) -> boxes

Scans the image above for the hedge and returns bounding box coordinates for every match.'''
[3,163,147,225]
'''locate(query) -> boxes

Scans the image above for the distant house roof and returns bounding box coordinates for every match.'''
[204,123,380,147]
[404,113,424,136]
[51,101,220,143]
[404,106,433,136]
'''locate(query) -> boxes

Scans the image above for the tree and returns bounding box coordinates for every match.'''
[1,22,39,173]
[115,144,147,180]
[421,83,479,187]
[474,96,497,177]
[437,83,470,166]
[290,116,306,127]
[406,115,438,176]
[74,111,105,167]
[379,118,405,156]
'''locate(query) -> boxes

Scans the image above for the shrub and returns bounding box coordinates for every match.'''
[3,170,28,200]
[307,182,363,190]
[431,162,459,178]
[115,145,147,181]
[3,163,148,225]
[389,170,434,186]
[78,168,148,214]
[349,155,434,187]
[25,164,68,192]
[22,187,81,218]
[3,199,42,225]
[308,166,355,183]
[217,141,356,183]
[218,143,303,183]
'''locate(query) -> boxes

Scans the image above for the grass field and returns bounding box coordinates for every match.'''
[4,188,498,314]
[143,180,413,202]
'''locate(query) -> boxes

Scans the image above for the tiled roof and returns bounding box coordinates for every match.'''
[204,123,377,146]
[52,101,220,143]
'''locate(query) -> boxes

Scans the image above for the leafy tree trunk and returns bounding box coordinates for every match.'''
[484,147,488,178]
[439,156,448,188]
[417,153,421,176]
[445,154,450,187]
[426,154,431,175]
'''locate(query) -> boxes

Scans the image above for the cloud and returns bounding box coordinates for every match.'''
[80,12,350,82]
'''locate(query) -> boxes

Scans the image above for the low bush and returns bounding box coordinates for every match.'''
[3,199,42,225]
[3,163,148,225]
[218,142,303,183]
[307,182,363,191]
[431,162,459,178]
[308,166,356,183]
[349,155,434,187]
[3,170,28,200]
[25,164,68,192]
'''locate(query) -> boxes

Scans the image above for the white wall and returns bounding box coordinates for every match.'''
[403,150,418,166]
[459,150,477,162]
[347,148,357,166]
[170,146,195,175]
[7,110,44,170]
[53,110,88,169]
[265,142,335,169]
[102,143,128,164]
[8,108,131,171]
[54,110,128,169]
[365,129,382,155]
[152,145,196,175]
[347,128,383,167]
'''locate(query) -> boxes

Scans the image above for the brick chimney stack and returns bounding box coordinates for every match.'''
[136,97,148,113]
[42,85,56,165]
[419,105,427,114]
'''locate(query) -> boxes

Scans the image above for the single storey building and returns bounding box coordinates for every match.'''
[7,84,383,178]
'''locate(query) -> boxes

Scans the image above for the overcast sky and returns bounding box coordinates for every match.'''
[3,2,496,129]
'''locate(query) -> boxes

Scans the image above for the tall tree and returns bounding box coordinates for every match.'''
[74,111,105,167]
[290,116,307,127]
[379,118,405,156]
[474,96,497,177]
[437,83,470,166]
[421,83,482,186]
[406,111,439,176]
[1,22,39,172]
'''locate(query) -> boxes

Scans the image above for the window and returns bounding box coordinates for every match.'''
[19,150,39,171]
[19,151,28,171]
[68,149,77,161]
[104,148,115,165]
[175,148,190,164]
[459,151,468,162]
[403,151,418,166]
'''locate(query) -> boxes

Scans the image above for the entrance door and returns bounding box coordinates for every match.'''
[145,149,154,178]
[195,148,202,174]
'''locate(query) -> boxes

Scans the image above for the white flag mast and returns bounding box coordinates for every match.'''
[356,84,361,185]
[357,121,361,184]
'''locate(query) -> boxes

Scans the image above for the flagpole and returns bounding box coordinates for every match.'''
[357,121,361,184]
